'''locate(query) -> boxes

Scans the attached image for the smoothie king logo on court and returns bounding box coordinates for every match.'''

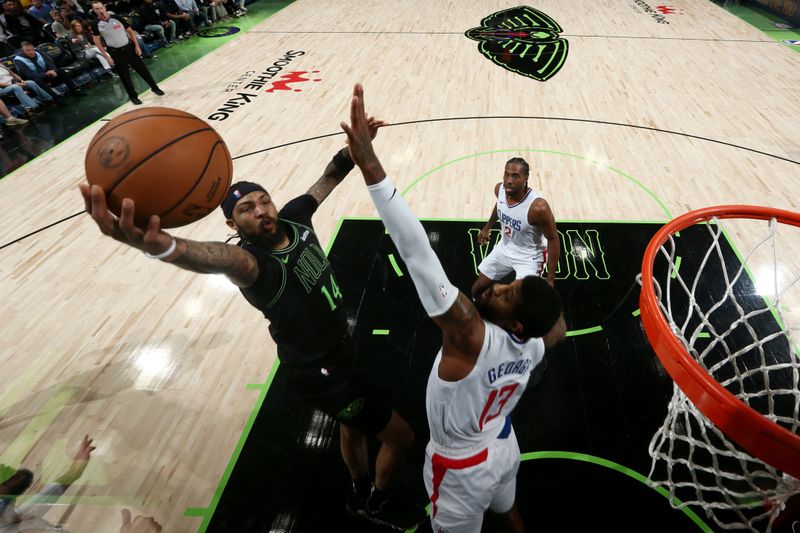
[629,1,681,23]
[209,50,317,121]
[465,6,569,82]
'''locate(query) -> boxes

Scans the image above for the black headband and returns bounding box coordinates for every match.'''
[220,181,267,219]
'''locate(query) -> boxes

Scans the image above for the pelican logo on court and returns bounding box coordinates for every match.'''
[264,71,322,93]
[197,26,240,38]
[96,136,130,168]
[465,6,569,82]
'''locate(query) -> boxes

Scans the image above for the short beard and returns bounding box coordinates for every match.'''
[244,223,287,249]
[474,282,497,322]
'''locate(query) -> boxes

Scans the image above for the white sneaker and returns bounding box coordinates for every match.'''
[6,116,29,126]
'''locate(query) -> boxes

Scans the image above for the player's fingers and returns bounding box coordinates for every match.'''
[78,183,92,214]
[119,199,139,239]
[121,509,132,526]
[355,83,366,121]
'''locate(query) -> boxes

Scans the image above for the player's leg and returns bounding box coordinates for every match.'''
[339,422,371,502]
[493,503,524,533]
[472,245,514,299]
[488,429,523,533]
[423,445,490,533]
[374,410,414,492]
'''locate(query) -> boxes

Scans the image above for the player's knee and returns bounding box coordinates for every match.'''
[380,411,414,450]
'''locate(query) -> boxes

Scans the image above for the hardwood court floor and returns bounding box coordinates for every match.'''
[0,1,798,531]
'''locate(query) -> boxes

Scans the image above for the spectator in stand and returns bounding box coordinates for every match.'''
[90,1,164,105]
[174,0,206,31]
[14,41,86,99]
[138,0,173,47]
[49,8,69,36]
[0,97,28,126]
[199,0,228,24]
[228,0,245,16]
[69,19,114,75]
[59,1,86,23]
[27,0,55,24]
[2,0,45,44]
[158,0,191,38]
[0,61,53,116]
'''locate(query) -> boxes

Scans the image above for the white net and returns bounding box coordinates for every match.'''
[643,215,800,532]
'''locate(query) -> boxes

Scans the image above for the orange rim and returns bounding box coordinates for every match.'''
[640,205,800,480]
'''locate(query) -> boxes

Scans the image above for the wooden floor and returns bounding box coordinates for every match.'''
[1,1,799,531]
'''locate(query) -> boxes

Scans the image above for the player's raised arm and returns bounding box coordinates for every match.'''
[79,183,259,287]
[305,117,387,206]
[340,84,485,360]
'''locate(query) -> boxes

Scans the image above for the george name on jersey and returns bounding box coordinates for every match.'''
[487,358,532,384]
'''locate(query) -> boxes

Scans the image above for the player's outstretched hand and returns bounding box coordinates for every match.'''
[79,183,174,256]
[340,83,386,183]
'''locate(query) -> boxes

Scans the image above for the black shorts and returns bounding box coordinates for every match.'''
[280,341,394,435]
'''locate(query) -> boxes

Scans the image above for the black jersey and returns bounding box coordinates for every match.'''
[239,195,348,374]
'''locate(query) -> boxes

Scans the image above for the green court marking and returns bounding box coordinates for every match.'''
[632,308,641,317]
[372,329,390,335]
[565,325,603,337]
[244,383,265,390]
[400,149,672,220]
[388,253,404,277]
[718,1,800,53]
[670,256,682,279]
[184,508,208,518]
[2,386,76,467]
[519,451,713,532]
[697,332,710,339]
[195,361,280,532]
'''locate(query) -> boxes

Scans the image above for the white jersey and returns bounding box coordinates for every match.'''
[496,187,547,262]
[426,320,546,450]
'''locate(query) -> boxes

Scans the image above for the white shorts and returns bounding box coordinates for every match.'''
[423,424,520,533]
[478,244,545,280]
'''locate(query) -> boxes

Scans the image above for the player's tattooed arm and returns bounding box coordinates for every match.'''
[168,239,259,287]
[434,292,485,353]
[305,150,352,206]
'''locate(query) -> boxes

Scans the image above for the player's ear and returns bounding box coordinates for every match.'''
[226,218,238,231]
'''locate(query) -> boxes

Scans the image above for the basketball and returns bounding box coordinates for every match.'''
[85,107,233,228]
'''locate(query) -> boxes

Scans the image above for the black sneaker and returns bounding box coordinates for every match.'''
[364,497,427,531]
[131,97,142,105]
[345,495,367,518]
[152,88,165,96]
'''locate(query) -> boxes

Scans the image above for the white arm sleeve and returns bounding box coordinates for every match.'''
[368,178,458,317]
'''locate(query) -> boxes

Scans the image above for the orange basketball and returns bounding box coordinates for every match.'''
[85,107,233,228]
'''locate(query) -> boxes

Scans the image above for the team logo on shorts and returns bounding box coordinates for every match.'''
[465,6,569,82]
[338,398,364,420]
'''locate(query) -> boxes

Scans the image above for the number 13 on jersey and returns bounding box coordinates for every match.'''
[478,383,519,430]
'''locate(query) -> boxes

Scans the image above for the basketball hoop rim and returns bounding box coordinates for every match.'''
[640,205,800,480]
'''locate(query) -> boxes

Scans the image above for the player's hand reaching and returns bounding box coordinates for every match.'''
[478,226,491,245]
[340,83,386,184]
[79,183,175,257]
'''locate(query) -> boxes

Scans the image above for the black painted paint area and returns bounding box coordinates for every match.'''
[207,220,790,532]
